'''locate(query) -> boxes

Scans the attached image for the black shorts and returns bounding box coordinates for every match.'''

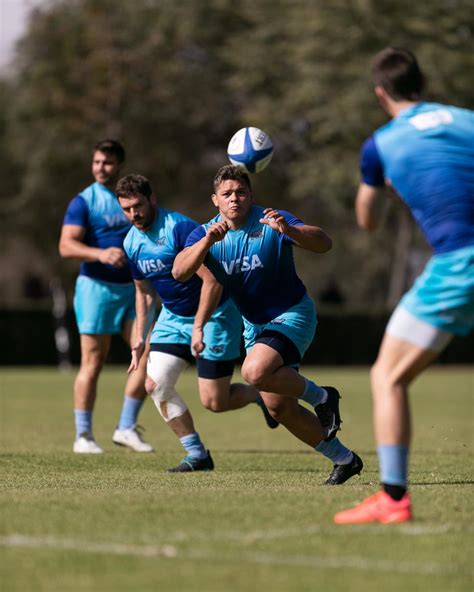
[254,329,301,367]
[150,343,237,379]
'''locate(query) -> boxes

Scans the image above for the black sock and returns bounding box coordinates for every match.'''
[383,483,407,501]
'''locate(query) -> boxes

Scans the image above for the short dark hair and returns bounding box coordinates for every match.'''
[371,47,425,101]
[115,174,152,200]
[93,139,126,163]
[213,165,252,193]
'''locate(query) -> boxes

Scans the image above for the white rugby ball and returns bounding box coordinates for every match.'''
[227,127,273,174]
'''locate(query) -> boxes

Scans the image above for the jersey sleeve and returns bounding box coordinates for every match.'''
[173,220,199,251]
[63,195,89,226]
[184,225,207,247]
[277,210,304,244]
[360,136,385,187]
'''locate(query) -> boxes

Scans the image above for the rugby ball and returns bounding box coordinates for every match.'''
[227,127,273,174]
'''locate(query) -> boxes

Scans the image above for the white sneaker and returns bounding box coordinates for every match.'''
[73,433,104,454]
[112,425,154,453]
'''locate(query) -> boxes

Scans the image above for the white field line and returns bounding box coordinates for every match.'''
[164,522,465,542]
[0,531,466,576]
[0,535,177,558]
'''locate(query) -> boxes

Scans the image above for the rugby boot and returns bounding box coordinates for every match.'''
[167,451,215,472]
[314,386,342,441]
[112,424,154,452]
[73,432,104,454]
[334,490,413,524]
[324,452,363,485]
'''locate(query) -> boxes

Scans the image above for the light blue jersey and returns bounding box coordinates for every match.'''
[63,181,133,283]
[185,205,307,324]
[124,208,203,317]
[360,102,474,255]
[361,102,474,336]
[64,181,135,334]
[124,207,242,358]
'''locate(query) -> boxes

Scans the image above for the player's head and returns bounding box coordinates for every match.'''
[212,165,253,227]
[213,165,252,194]
[92,139,126,187]
[371,47,425,102]
[116,174,156,230]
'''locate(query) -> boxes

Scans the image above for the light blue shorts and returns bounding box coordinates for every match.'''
[151,298,242,361]
[74,275,136,335]
[243,293,317,359]
[400,245,474,336]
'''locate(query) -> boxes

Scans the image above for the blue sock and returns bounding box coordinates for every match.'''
[299,378,327,406]
[315,438,353,465]
[74,409,92,439]
[378,444,409,486]
[118,396,144,430]
[179,432,207,460]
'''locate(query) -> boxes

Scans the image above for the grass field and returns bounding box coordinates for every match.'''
[1,366,472,592]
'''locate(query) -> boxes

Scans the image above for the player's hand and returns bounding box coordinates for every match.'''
[99,247,127,268]
[191,326,205,358]
[128,341,145,373]
[205,221,229,244]
[260,208,290,235]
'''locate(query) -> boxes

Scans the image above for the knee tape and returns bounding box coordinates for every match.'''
[151,384,188,422]
[147,351,189,422]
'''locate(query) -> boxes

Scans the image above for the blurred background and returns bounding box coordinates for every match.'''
[0,0,473,365]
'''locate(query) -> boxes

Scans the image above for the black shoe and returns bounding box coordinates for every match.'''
[167,450,215,473]
[315,386,342,441]
[257,400,279,429]
[324,452,363,485]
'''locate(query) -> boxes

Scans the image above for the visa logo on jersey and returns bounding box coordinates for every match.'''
[137,259,167,274]
[221,255,263,275]
[104,214,127,227]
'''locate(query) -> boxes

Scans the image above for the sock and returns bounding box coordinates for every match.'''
[383,483,407,501]
[179,432,207,460]
[378,444,409,488]
[315,438,353,465]
[118,395,144,430]
[74,409,92,439]
[299,378,328,406]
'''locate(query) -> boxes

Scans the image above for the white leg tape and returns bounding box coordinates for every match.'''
[147,351,189,422]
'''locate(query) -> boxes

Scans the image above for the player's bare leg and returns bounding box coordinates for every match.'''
[334,334,438,524]
[112,319,153,452]
[242,345,362,483]
[146,353,213,472]
[198,376,277,428]
[259,391,323,446]
[198,376,258,412]
[73,334,110,453]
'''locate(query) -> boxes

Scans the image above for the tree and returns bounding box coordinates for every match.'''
[1,0,472,304]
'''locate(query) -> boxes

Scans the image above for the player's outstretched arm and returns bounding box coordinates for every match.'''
[128,279,156,373]
[260,208,332,253]
[355,183,386,231]
[191,266,223,358]
[59,224,127,267]
[172,221,229,282]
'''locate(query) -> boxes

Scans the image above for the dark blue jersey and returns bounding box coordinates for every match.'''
[185,205,307,324]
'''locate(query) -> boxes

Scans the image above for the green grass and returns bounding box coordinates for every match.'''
[1,366,473,592]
